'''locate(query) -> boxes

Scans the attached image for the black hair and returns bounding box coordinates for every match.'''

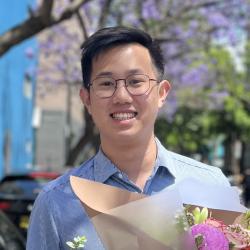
[80,26,165,89]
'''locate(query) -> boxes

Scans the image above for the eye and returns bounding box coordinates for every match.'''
[100,81,113,86]
[128,78,141,85]
[96,78,115,87]
[127,75,147,87]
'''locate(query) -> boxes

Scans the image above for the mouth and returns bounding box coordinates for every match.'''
[110,112,138,121]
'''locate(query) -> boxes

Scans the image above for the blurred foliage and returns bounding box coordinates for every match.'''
[156,43,250,155]
[208,46,250,141]
[155,109,211,155]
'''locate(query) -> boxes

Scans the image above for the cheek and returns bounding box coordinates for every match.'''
[89,107,104,130]
[146,97,161,119]
[89,99,108,120]
[138,97,158,117]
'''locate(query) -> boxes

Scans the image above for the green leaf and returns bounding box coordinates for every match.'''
[192,207,208,224]
[199,207,208,223]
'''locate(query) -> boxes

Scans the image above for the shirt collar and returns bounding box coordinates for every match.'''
[154,137,177,178]
[93,138,176,183]
[93,149,119,183]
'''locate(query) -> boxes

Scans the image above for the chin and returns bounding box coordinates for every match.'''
[102,130,137,142]
[115,129,149,143]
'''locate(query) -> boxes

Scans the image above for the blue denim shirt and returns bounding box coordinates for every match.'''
[26,139,229,250]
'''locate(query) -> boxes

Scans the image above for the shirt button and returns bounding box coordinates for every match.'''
[118,173,123,179]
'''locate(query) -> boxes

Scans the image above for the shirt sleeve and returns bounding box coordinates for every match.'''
[26,190,60,250]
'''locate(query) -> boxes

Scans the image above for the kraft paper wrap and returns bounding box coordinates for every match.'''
[70,176,195,250]
[70,176,246,250]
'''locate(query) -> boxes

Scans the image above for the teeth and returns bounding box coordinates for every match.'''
[111,112,136,120]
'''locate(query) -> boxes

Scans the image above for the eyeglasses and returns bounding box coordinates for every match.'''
[89,74,158,98]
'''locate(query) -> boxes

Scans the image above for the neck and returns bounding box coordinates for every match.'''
[100,134,157,190]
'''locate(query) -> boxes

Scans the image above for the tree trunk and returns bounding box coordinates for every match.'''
[65,109,98,166]
[224,132,241,175]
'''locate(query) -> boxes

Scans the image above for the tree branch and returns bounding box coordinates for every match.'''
[0,0,92,56]
[75,10,88,40]
[97,0,114,28]
[65,109,98,166]
[38,0,54,25]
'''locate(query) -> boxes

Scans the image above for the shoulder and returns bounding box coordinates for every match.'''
[169,150,221,172]
[29,157,96,229]
[158,144,230,186]
[171,150,229,186]
[41,156,96,197]
[27,158,98,249]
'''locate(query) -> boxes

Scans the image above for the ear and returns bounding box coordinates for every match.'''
[79,87,92,115]
[158,80,171,108]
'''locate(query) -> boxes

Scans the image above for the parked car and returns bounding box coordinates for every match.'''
[0,210,25,250]
[0,171,60,237]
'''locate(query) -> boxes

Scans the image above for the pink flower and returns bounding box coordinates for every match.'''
[223,224,250,249]
[205,218,226,231]
[191,224,229,250]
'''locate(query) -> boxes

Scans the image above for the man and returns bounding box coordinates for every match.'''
[27,26,229,249]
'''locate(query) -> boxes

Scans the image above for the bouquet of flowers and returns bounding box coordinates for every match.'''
[70,176,248,250]
[178,206,250,250]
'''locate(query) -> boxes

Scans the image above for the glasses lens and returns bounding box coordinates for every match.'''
[92,77,116,98]
[126,74,149,95]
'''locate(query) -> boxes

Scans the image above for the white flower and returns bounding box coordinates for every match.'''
[66,235,87,249]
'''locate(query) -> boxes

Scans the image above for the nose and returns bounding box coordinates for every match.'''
[112,80,133,104]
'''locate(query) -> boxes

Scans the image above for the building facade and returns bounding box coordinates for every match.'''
[0,0,37,178]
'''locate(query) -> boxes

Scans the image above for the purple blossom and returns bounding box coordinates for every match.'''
[181,65,209,88]
[189,20,199,31]
[171,26,183,37]
[163,97,178,122]
[191,224,229,250]
[30,2,39,13]
[40,75,54,83]
[209,91,229,100]
[70,70,82,83]
[56,43,71,54]
[142,0,162,20]
[53,0,71,18]
[36,0,250,106]
[163,43,179,58]
[227,28,240,46]
[25,47,34,59]
[98,0,106,8]
[165,61,185,78]
[207,91,229,110]
[207,12,229,28]
[56,61,66,72]
[25,66,36,79]
[198,7,207,16]
[124,13,141,27]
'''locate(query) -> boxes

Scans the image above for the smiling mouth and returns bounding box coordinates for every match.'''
[110,112,138,121]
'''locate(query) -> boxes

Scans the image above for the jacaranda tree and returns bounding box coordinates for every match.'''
[1,0,250,168]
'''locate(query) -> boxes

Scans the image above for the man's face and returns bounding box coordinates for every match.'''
[80,43,170,145]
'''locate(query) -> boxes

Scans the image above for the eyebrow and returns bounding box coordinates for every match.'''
[95,69,144,78]
[95,71,113,77]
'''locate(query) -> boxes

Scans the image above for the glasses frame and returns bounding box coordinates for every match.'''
[89,74,158,99]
